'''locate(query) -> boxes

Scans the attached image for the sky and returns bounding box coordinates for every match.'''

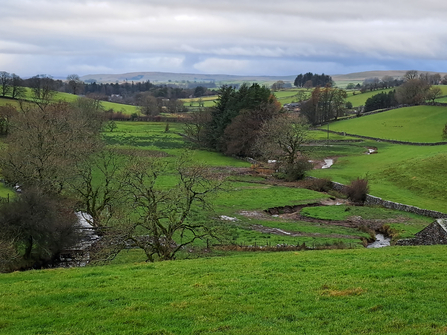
[1,0,447,78]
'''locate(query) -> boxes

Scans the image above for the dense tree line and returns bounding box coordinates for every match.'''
[0,71,217,117]
[360,76,403,92]
[364,90,398,112]
[294,73,333,88]
[362,71,445,111]
[0,71,27,99]
[0,70,214,102]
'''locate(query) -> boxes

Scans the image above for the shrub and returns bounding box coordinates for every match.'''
[302,178,333,192]
[0,239,20,273]
[283,158,313,181]
[345,177,369,203]
[0,188,81,270]
[442,124,447,139]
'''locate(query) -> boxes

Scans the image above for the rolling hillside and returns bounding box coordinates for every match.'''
[329,105,447,142]
[310,105,447,212]
[80,72,296,85]
[80,70,445,85]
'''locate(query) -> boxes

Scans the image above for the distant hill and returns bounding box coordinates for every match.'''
[81,70,447,85]
[80,72,296,84]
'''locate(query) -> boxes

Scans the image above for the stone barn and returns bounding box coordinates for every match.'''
[396,219,447,246]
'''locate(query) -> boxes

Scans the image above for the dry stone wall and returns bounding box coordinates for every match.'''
[328,180,447,219]
[396,220,447,246]
[313,129,447,146]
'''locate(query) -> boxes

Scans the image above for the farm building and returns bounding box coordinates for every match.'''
[396,219,447,246]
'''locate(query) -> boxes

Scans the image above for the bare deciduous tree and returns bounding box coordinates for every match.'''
[69,149,123,228]
[255,114,312,180]
[28,74,56,110]
[0,104,17,136]
[183,108,212,145]
[137,92,161,116]
[120,155,225,262]
[404,70,418,81]
[426,86,443,104]
[67,74,85,95]
[165,98,186,113]
[0,71,11,97]
[395,79,430,105]
[0,99,103,194]
[10,73,26,99]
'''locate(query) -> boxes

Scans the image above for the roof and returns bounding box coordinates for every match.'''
[436,219,447,233]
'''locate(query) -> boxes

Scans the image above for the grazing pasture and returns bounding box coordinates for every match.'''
[1,114,446,334]
[328,105,447,143]
[310,140,447,212]
[2,246,447,334]
[345,88,393,107]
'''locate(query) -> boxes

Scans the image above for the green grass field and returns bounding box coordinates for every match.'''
[0,97,19,107]
[101,121,438,251]
[2,246,447,334]
[182,89,310,108]
[3,111,447,334]
[100,121,441,249]
[345,89,393,107]
[328,105,447,142]
[103,122,250,167]
[1,88,140,115]
[183,96,218,108]
[310,140,447,212]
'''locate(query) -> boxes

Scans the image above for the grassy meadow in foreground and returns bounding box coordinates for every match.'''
[2,246,447,334]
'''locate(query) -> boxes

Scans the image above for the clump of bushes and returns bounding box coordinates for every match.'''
[442,124,447,139]
[345,177,369,203]
[0,239,20,273]
[274,158,314,182]
[302,177,333,192]
[0,188,81,271]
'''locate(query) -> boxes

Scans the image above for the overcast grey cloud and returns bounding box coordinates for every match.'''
[1,0,447,77]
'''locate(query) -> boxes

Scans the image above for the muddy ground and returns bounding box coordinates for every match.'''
[239,200,408,241]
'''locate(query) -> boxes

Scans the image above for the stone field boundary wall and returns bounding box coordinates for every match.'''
[327,180,447,219]
[313,129,447,146]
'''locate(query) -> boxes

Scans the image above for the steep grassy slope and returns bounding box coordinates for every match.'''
[311,140,447,212]
[2,246,447,334]
[328,105,447,142]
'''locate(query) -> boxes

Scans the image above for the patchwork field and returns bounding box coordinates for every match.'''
[100,121,434,252]
[1,114,447,334]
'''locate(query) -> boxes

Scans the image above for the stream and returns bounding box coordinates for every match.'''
[321,159,334,169]
[367,233,391,248]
